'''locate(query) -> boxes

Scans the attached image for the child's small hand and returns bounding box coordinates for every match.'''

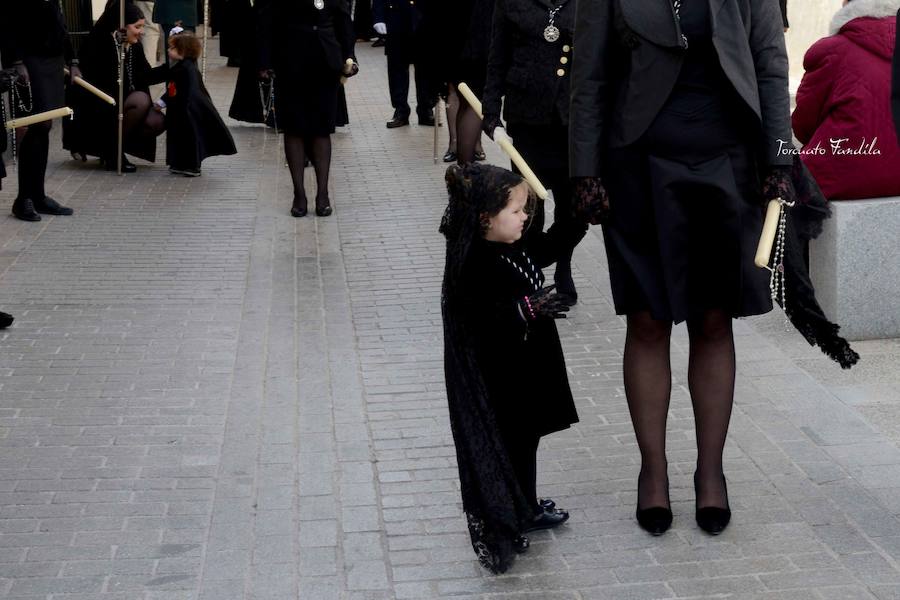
[520,285,573,321]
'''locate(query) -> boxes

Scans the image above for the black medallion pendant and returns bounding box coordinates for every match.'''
[543,25,560,42]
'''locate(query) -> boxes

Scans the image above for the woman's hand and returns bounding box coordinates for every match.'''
[13,62,29,84]
[761,166,797,204]
[571,176,610,225]
[342,60,359,78]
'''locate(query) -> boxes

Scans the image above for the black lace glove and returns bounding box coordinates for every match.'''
[571,176,610,225]
[482,113,503,140]
[12,62,29,84]
[519,285,573,321]
[761,166,797,204]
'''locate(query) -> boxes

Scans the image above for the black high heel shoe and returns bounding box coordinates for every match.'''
[694,472,731,535]
[315,196,333,217]
[291,196,308,218]
[636,473,672,536]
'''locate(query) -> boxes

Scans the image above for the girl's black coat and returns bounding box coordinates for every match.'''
[163,58,237,170]
[482,0,576,126]
[452,224,580,441]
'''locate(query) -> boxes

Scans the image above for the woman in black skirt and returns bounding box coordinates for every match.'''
[258,0,357,217]
[481,0,585,300]
[63,2,167,172]
[570,0,795,536]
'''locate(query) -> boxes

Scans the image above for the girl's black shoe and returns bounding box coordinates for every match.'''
[636,474,672,536]
[315,201,333,217]
[291,197,308,217]
[524,507,569,532]
[513,535,529,553]
[694,472,731,535]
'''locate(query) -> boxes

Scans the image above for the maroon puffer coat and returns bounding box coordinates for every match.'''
[793,1,900,200]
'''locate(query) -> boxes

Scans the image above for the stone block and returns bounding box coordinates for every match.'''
[809,197,900,340]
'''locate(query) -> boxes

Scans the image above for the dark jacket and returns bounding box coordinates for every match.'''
[482,0,575,126]
[0,0,73,66]
[258,0,355,76]
[569,0,793,177]
[893,8,900,142]
[372,0,425,35]
[153,0,199,26]
[161,58,237,170]
[792,0,900,199]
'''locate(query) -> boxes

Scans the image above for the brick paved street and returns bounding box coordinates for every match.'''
[3,41,900,600]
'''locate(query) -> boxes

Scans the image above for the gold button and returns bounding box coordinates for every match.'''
[563,45,571,52]
[560,56,568,64]
[556,68,565,77]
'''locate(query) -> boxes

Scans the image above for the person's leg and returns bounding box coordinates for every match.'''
[123,91,153,137]
[308,135,333,216]
[686,308,735,509]
[624,311,673,510]
[16,122,50,200]
[284,133,309,216]
[549,173,581,299]
[385,37,411,123]
[455,99,482,164]
[445,84,459,158]
[412,36,435,124]
[503,433,540,515]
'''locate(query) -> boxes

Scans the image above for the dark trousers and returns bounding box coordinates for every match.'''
[16,122,51,201]
[503,432,540,514]
[385,32,434,120]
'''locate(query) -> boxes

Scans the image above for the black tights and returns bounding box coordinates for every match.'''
[445,85,482,157]
[108,91,164,162]
[626,309,734,510]
[455,95,483,165]
[284,133,331,211]
[504,432,540,516]
[17,121,51,200]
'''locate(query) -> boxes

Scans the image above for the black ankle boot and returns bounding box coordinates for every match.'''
[694,472,731,535]
[636,472,672,536]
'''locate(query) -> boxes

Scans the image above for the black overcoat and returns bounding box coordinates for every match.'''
[63,34,167,161]
[569,0,794,177]
[482,0,575,126]
[454,229,579,439]
[372,0,425,36]
[163,58,237,170]
[257,0,355,135]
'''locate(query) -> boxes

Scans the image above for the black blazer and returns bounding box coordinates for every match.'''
[569,0,793,177]
[482,0,575,126]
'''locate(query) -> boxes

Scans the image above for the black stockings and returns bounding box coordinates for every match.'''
[284,133,332,211]
[455,97,483,165]
[687,309,735,508]
[445,85,459,154]
[17,121,51,200]
[625,309,734,510]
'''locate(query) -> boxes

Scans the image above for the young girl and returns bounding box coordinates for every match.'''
[156,30,236,176]
[440,163,585,574]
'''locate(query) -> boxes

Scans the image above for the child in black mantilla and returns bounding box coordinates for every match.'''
[155,29,236,176]
[440,163,585,574]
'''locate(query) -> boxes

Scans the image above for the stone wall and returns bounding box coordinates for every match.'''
[785,0,844,90]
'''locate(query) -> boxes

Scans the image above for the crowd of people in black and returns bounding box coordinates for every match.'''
[2,0,900,580]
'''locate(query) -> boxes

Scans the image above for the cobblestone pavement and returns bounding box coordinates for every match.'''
[3,41,900,600]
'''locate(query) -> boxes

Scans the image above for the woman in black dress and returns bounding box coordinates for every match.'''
[63,1,167,172]
[258,0,357,217]
[435,0,493,164]
[441,163,582,573]
[570,0,794,535]
[481,0,584,299]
